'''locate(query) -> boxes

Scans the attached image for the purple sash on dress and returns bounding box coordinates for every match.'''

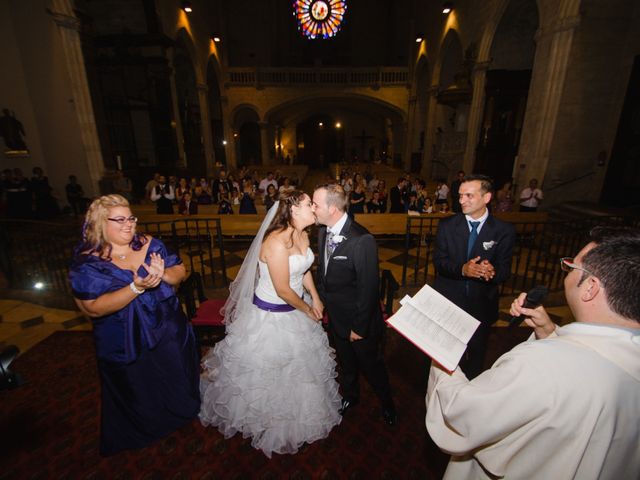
[252,295,296,312]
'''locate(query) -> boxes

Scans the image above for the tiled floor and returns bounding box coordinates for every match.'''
[0,298,90,355]
[0,233,574,358]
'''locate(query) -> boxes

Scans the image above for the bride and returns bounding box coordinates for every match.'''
[199,190,342,458]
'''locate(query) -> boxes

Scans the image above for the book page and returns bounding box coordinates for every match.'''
[387,284,480,371]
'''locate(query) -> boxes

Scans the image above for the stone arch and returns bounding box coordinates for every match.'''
[231,105,262,166]
[263,94,406,167]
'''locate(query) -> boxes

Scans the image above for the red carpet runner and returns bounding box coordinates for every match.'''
[0,328,528,478]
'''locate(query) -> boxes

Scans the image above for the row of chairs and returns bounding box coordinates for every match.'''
[178,270,400,346]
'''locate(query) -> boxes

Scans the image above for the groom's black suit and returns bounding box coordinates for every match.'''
[433,213,515,378]
[317,215,393,410]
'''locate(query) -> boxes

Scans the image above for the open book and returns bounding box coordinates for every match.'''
[387,284,480,372]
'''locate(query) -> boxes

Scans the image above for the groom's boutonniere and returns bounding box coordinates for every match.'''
[328,234,347,251]
[333,235,347,244]
[483,240,497,250]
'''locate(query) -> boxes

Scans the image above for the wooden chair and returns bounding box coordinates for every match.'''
[178,272,226,345]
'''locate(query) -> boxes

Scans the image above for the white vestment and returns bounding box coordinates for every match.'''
[426,322,640,479]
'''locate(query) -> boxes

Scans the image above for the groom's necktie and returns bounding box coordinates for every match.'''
[326,230,336,259]
[467,221,480,260]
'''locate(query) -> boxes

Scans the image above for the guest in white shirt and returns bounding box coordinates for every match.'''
[519,178,544,212]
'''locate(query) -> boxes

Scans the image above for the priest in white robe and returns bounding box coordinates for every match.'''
[426,226,640,480]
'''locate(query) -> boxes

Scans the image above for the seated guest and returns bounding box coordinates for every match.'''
[31,166,60,219]
[519,178,543,212]
[366,191,384,213]
[69,195,200,455]
[422,197,434,214]
[426,226,640,479]
[65,174,88,216]
[349,183,366,215]
[175,178,191,202]
[405,191,421,213]
[150,175,174,214]
[495,181,514,213]
[217,192,233,214]
[194,184,213,205]
[389,177,407,213]
[434,180,449,206]
[264,184,278,211]
[278,177,295,196]
[211,170,232,203]
[239,179,257,214]
[258,172,277,198]
[377,180,388,212]
[178,192,198,215]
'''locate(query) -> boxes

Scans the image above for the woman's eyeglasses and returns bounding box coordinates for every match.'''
[560,257,593,276]
[108,216,138,225]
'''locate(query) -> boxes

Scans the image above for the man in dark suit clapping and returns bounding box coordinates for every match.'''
[313,184,396,425]
[433,174,515,379]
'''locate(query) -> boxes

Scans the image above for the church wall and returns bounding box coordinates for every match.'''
[0,0,93,203]
[544,0,640,206]
[0,0,44,175]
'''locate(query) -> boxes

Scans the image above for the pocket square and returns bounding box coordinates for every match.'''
[333,256,348,260]
[483,241,497,250]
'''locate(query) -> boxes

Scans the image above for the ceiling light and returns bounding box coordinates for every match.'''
[182,1,193,13]
[442,2,453,14]
[415,33,424,43]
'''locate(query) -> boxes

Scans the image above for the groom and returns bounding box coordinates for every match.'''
[312,184,396,425]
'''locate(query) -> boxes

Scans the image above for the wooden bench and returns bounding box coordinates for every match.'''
[135,210,550,237]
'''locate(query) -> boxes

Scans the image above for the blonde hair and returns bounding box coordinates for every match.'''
[81,194,146,258]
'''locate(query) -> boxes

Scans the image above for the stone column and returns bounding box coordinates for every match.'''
[221,96,236,170]
[48,2,103,196]
[259,121,270,165]
[420,85,439,179]
[514,15,581,189]
[462,61,491,175]
[167,55,186,168]
[196,83,215,178]
[402,95,417,171]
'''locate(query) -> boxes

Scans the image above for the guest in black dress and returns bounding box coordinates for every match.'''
[349,183,366,215]
[239,179,257,214]
[69,194,200,455]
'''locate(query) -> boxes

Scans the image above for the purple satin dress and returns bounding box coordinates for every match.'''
[69,238,200,455]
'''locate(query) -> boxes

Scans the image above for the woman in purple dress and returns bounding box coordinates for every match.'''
[69,194,200,456]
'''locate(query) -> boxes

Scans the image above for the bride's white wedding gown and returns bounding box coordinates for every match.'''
[199,248,342,458]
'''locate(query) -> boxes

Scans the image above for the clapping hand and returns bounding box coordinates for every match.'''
[134,253,165,290]
[463,257,495,281]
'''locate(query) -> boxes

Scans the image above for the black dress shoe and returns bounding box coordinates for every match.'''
[339,399,358,416]
[382,408,397,426]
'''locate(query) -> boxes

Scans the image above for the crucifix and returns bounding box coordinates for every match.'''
[353,129,374,162]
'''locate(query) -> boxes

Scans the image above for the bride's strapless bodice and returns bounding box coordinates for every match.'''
[254,248,314,304]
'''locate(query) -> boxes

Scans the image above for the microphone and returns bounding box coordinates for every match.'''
[509,285,548,327]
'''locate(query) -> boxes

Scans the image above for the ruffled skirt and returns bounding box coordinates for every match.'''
[199,304,342,458]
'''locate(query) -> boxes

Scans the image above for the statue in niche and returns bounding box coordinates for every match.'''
[0,108,28,152]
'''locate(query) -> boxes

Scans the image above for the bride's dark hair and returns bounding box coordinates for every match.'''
[263,190,307,246]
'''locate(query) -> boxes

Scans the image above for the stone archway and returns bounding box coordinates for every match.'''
[232,106,261,166]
